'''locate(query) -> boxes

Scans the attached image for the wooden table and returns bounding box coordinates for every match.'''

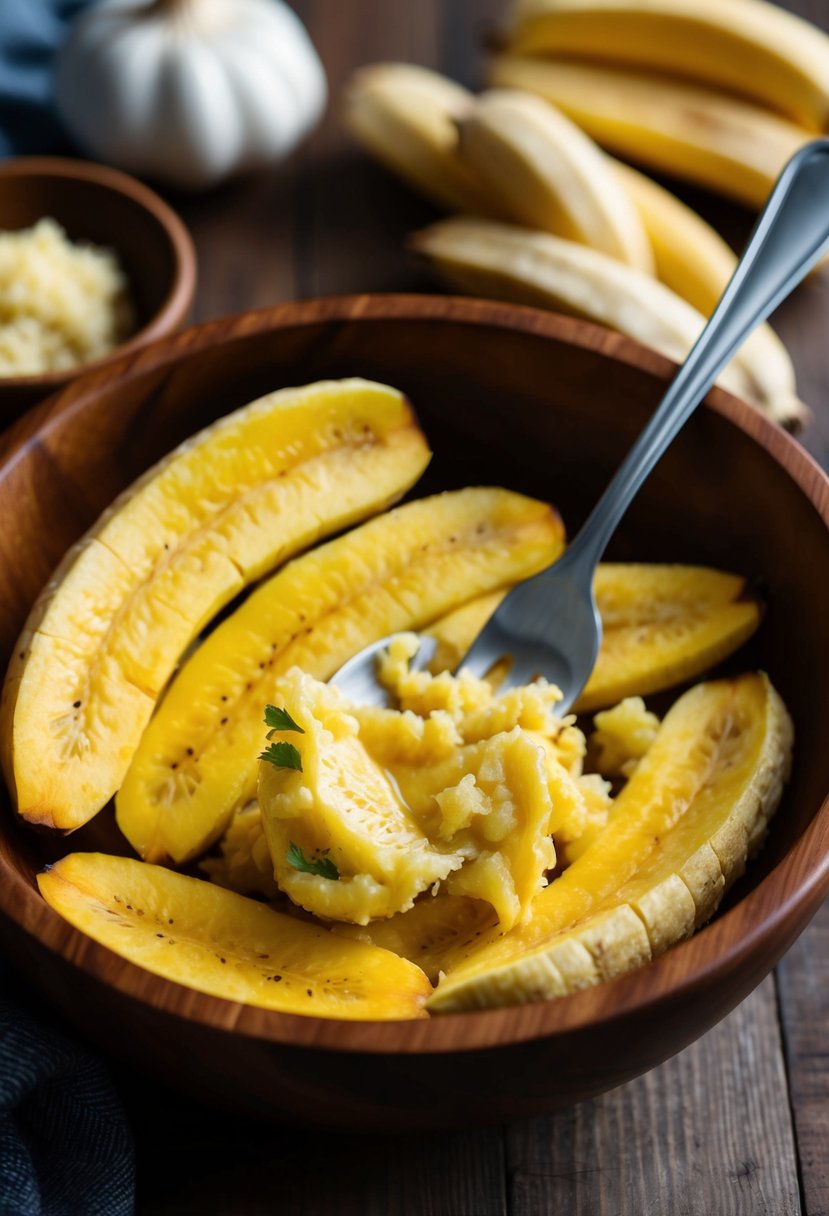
[115,1,829,1211]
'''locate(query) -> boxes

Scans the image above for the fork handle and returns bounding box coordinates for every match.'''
[566,138,829,573]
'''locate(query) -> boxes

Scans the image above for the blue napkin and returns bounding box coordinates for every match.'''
[0,0,91,157]
[0,964,134,1216]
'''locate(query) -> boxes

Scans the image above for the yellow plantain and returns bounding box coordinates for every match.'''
[343,63,496,215]
[505,0,829,131]
[1,379,429,831]
[410,216,757,404]
[455,88,653,270]
[39,853,432,1020]
[613,161,808,428]
[116,488,563,865]
[334,893,495,985]
[427,673,793,1011]
[488,54,811,209]
[424,564,762,712]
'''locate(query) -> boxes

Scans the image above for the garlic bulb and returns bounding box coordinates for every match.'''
[55,0,327,190]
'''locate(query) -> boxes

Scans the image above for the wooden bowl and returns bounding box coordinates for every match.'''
[0,157,196,421]
[1,296,827,1131]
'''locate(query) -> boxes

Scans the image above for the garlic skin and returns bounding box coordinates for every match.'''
[55,0,327,190]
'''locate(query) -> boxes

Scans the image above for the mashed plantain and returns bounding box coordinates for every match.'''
[222,634,615,930]
[0,217,134,375]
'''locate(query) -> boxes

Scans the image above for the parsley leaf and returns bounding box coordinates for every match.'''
[287,842,339,880]
[259,741,303,771]
[264,705,304,735]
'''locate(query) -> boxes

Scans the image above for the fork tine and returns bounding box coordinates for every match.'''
[409,635,438,673]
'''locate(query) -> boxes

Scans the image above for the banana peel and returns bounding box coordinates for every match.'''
[613,161,809,429]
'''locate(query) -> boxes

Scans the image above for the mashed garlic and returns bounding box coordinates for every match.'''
[0,218,134,375]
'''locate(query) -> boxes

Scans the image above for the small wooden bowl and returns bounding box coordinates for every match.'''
[0,296,827,1131]
[0,156,196,421]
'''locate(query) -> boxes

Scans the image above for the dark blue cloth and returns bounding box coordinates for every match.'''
[0,1,91,157]
[0,965,134,1216]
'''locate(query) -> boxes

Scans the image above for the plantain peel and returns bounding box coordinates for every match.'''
[427,674,793,1012]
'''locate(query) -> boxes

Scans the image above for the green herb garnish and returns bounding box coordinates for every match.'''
[287,842,339,880]
[259,741,303,771]
[264,705,305,735]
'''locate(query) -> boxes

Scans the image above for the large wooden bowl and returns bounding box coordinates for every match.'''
[1,296,827,1132]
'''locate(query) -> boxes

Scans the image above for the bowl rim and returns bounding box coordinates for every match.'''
[1,292,828,1054]
[0,155,196,391]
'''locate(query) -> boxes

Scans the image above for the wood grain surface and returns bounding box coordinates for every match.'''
[3,0,828,1210]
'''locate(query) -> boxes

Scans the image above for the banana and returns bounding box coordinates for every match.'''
[611,163,745,316]
[505,0,829,132]
[342,61,805,425]
[614,161,808,428]
[342,63,496,215]
[488,54,811,209]
[410,216,757,405]
[454,88,653,271]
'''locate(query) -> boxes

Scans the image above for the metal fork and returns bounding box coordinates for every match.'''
[332,140,829,711]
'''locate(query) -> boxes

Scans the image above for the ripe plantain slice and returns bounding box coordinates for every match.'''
[581,565,761,711]
[335,893,496,985]
[116,488,564,865]
[427,674,792,1012]
[38,853,431,1020]
[425,564,761,710]
[1,379,430,832]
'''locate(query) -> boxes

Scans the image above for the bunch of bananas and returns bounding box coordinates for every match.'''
[494,0,828,207]
[342,0,829,429]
